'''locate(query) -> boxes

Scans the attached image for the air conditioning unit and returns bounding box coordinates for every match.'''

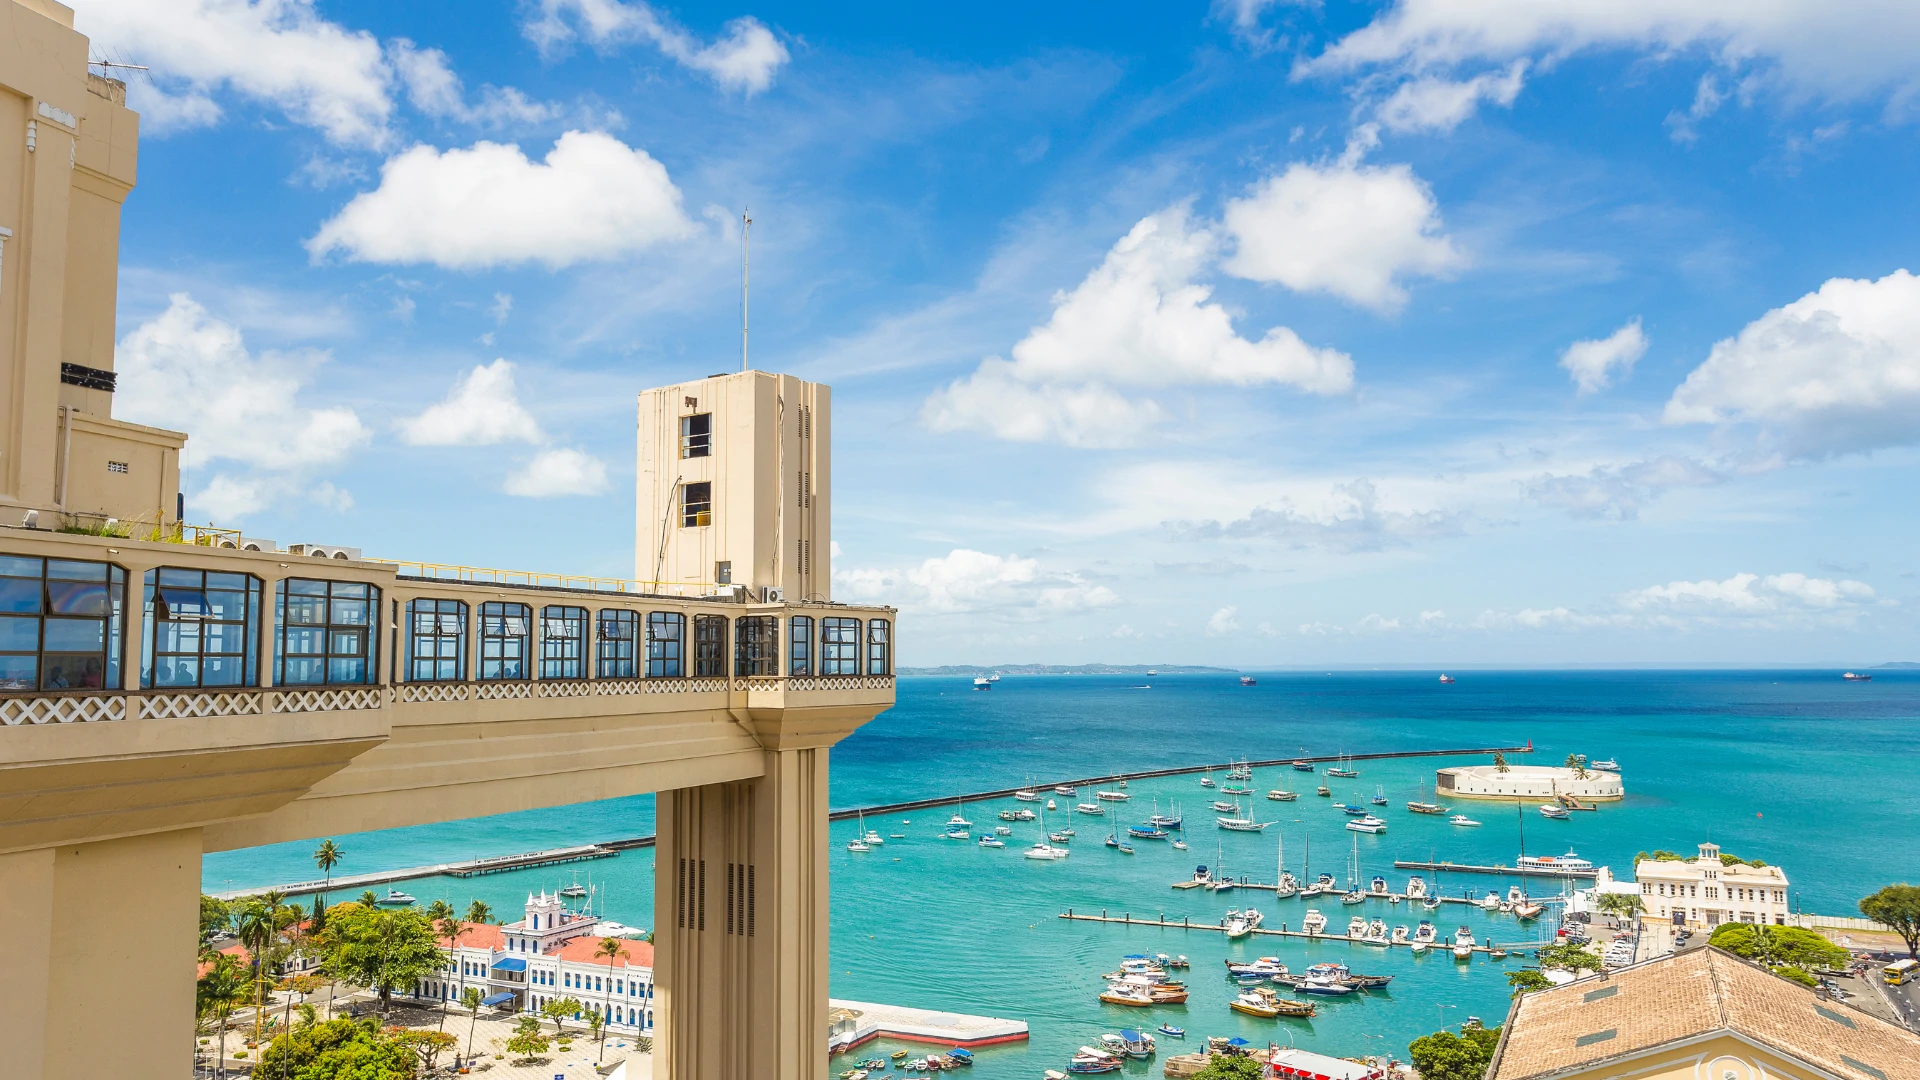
[287,543,363,561]
[239,537,278,552]
[763,587,784,603]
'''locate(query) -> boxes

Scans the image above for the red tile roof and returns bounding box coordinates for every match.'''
[552,936,654,969]
[441,923,506,951]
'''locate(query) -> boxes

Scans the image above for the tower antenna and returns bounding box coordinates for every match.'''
[741,207,751,372]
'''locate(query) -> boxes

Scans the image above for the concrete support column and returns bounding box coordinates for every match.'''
[0,828,202,1080]
[654,745,829,1080]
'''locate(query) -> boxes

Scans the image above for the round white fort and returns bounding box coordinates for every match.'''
[1435,765,1623,801]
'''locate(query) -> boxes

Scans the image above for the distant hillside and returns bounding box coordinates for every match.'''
[1874,661,1920,669]
[897,664,1238,676]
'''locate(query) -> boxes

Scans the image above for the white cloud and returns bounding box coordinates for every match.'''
[1666,74,1728,143]
[922,206,1353,447]
[1376,61,1527,133]
[524,0,789,93]
[73,0,393,147]
[308,131,697,270]
[390,39,557,128]
[1221,149,1464,311]
[1206,606,1241,636]
[115,293,369,474]
[1663,269,1920,455]
[1524,455,1721,521]
[1560,318,1648,394]
[1300,1,1920,110]
[399,360,544,446]
[835,549,1118,619]
[502,448,609,497]
[490,293,514,324]
[1176,478,1464,553]
[1621,572,1880,624]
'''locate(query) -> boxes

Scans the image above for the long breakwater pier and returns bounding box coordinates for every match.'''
[1057,910,1551,954]
[214,744,1529,900]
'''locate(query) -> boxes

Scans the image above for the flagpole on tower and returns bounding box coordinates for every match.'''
[741,207,752,372]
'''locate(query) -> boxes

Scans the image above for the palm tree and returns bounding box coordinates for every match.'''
[312,839,342,915]
[1564,754,1589,780]
[434,911,466,1032]
[235,891,289,1047]
[197,952,248,1080]
[1493,751,1511,773]
[359,889,381,909]
[459,986,485,1067]
[465,899,494,925]
[593,937,628,1062]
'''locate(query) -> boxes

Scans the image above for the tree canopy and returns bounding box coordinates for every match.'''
[1191,1055,1268,1080]
[1408,1025,1501,1080]
[1861,884,1920,959]
[1535,942,1602,972]
[1507,969,1553,997]
[1709,923,1852,984]
[254,1017,416,1080]
[315,903,445,1009]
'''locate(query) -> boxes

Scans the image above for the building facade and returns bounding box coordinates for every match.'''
[1436,764,1624,801]
[1633,842,1790,929]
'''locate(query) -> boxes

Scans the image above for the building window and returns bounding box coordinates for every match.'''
[540,605,589,680]
[143,568,259,688]
[866,619,891,676]
[682,482,712,527]
[275,579,376,685]
[0,555,125,691]
[693,615,727,676]
[735,615,778,676]
[820,617,860,675]
[647,612,684,678]
[788,616,812,676]
[406,599,467,682]
[598,610,639,678]
[479,601,532,680]
[680,413,711,458]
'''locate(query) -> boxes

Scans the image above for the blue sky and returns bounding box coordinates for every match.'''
[80,0,1920,666]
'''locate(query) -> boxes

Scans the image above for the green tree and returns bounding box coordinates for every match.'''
[1594,892,1646,920]
[312,839,343,917]
[1408,1025,1501,1080]
[1492,752,1510,773]
[464,899,495,926]
[235,890,293,1046]
[393,1029,457,1072]
[316,904,446,1012]
[431,911,466,1032]
[197,952,250,1080]
[1861,884,1920,959]
[1191,1056,1267,1080]
[1506,969,1553,997]
[507,1017,551,1061]
[1536,942,1602,973]
[254,1016,415,1080]
[1564,754,1587,780]
[594,936,630,1060]
[459,987,485,1064]
[201,895,233,947]
[359,890,382,909]
[540,996,584,1037]
[1709,923,1852,980]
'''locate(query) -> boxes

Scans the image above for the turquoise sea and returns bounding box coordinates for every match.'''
[206,670,1920,1077]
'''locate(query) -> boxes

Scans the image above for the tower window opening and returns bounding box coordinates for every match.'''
[680,413,711,458]
[682,482,711,528]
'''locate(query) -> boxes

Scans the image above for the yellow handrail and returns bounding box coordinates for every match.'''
[368,559,716,595]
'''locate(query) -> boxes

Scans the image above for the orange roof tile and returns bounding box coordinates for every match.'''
[552,936,654,969]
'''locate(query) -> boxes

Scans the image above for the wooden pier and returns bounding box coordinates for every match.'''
[1392,859,1595,879]
[1058,909,1533,954]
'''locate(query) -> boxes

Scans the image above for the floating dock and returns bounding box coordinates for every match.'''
[1392,859,1596,880]
[828,999,1028,1053]
[1058,909,1542,954]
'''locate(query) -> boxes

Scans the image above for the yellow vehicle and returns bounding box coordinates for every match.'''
[1885,958,1919,985]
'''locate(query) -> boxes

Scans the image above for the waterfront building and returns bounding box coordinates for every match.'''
[0,5,894,1079]
[412,893,658,1035]
[1487,946,1912,1080]
[1633,843,1789,929]
[1436,764,1624,801]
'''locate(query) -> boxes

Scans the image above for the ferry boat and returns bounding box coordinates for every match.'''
[1266,788,1298,801]
[1452,927,1476,959]
[1438,674,1455,683]
[1588,759,1619,772]
[1292,761,1316,771]
[1055,784,1078,796]
[1239,675,1256,686]
[1449,814,1481,827]
[973,677,991,690]
[1224,908,1264,938]
[1346,817,1387,834]
[1025,841,1070,860]
[1301,909,1328,935]
[1538,803,1571,820]
[1843,672,1872,681]
[1516,850,1592,872]
[1076,802,1107,815]
[375,889,416,906]
[1096,789,1130,802]
[1014,787,1041,802]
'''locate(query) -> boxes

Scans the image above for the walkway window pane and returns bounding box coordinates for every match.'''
[693,615,727,676]
[734,615,778,677]
[275,579,378,685]
[0,555,125,690]
[540,605,588,680]
[406,599,467,682]
[144,568,261,688]
[647,612,684,677]
[787,615,812,677]
[598,610,639,678]
[866,618,891,676]
[479,602,532,680]
[820,617,860,676]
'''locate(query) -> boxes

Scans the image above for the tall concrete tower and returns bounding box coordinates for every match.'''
[636,370,830,601]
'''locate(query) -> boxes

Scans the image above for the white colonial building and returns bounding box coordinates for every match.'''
[412,892,656,1035]
[1633,842,1790,929]
[1436,764,1623,801]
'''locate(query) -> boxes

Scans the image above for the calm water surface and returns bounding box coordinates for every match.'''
[206,670,1920,1076]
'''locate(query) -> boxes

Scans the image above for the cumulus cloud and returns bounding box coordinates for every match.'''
[1560,318,1648,394]
[1621,572,1881,626]
[1299,1,1920,113]
[1666,74,1728,144]
[308,131,697,270]
[524,0,789,93]
[1376,61,1527,133]
[1524,455,1722,521]
[1206,607,1241,636]
[1663,269,1920,456]
[73,0,393,146]
[922,206,1353,447]
[835,549,1118,619]
[114,293,369,518]
[1221,144,1464,311]
[1176,478,1463,553]
[502,448,609,497]
[399,360,544,446]
[389,39,557,128]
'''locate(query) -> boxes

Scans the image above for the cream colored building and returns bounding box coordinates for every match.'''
[1436,764,1624,802]
[1487,947,1911,1080]
[0,5,894,1080]
[1634,842,1790,929]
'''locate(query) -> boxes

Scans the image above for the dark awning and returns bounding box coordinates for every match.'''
[480,992,515,1007]
[491,957,528,972]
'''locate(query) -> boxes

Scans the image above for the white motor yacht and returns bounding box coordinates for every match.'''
[1346,816,1387,834]
[1301,909,1328,935]
[1346,915,1368,939]
[1517,850,1592,872]
[1452,927,1476,959]
[1450,814,1481,827]
[1025,842,1070,861]
[1406,876,1428,899]
[1390,924,1410,944]
[1412,921,1437,943]
[1076,802,1106,815]
[1364,919,1390,944]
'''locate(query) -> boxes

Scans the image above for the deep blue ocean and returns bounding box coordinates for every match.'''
[205,670,1920,1076]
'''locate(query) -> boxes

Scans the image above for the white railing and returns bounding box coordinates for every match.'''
[742,675,895,692]
[0,687,384,726]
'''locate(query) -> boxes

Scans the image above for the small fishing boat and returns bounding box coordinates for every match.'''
[1120,1030,1155,1059]
[1292,761,1315,772]
[1156,1023,1185,1038]
[1076,802,1106,815]
[1161,954,1190,969]
[893,1051,909,1063]
[977,835,1005,848]
[1539,804,1571,820]
[1316,784,1331,797]
[375,889,416,906]
[1147,812,1183,828]
[1449,814,1481,827]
